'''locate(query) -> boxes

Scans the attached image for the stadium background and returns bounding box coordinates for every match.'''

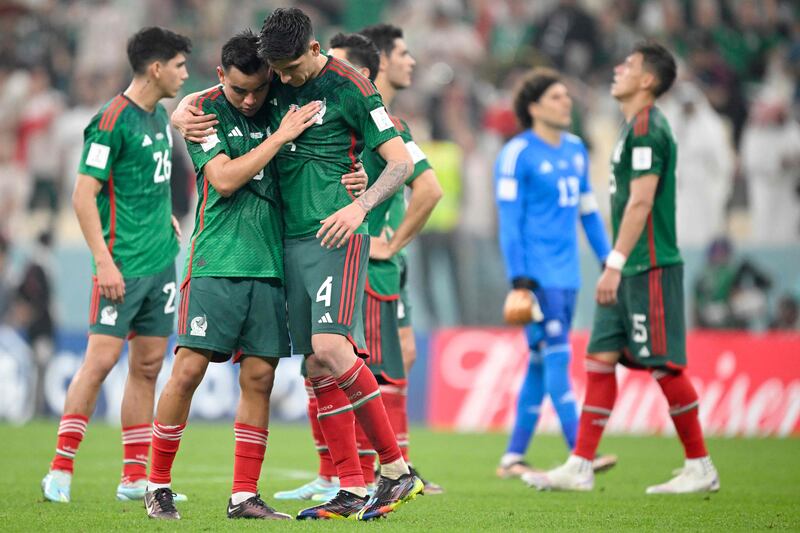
[0,0,799,510]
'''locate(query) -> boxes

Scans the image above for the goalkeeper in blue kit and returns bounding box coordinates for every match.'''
[494,68,616,478]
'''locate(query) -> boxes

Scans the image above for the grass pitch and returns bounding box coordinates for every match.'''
[1,422,798,531]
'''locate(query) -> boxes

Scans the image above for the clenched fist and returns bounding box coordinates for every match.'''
[503,289,544,325]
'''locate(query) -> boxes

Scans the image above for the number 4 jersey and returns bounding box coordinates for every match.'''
[78,94,178,277]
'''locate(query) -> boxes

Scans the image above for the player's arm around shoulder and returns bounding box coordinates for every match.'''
[202,101,321,197]
[171,88,220,143]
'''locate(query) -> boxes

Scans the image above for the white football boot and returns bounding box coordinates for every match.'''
[646,457,720,494]
[523,455,594,491]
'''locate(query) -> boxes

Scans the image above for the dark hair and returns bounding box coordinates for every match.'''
[329,32,380,81]
[127,27,191,75]
[634,41,676,97]
[359,23,403,56]
[513,68,562,129]
[221,29,265,75]
[259,7,313,62]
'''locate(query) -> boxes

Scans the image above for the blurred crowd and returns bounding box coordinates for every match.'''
[0,0,798,334]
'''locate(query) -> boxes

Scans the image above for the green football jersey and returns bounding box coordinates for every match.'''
[362,117,432,296]
[78,94,178,277]
[609,105,682,276]
[183,86,283,281]
[266,55,400,239]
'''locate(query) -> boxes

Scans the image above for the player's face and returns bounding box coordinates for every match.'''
[385,38,415,90]
[611,53,645,100]
[218,66,270,117]
[531,82,572,130]
[269,41,322,87]
[156,53,189,98]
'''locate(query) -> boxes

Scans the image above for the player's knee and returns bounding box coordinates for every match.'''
[130,354,163,383]
[310,334,350,370]
[239,362,276,396]
[79,355,118,384]
[171,362,205,394]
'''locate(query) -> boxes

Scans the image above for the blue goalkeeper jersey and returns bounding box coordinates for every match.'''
[494,130,610,289]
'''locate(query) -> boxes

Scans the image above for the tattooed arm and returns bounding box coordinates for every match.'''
[317,136,412,248]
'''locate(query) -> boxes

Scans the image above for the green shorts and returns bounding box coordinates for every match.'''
[88,263,176,339]
[284,234,370,356]
[176,276,291,362]
[397,256,412,329]
[364,289,405,383]
[587,264,686,369]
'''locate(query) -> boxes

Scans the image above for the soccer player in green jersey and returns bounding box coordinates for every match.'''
[258,8,421,520]
[142,31,322,521]
[278,25,444,506]
[527,42,719,494]
[41,27,191,505]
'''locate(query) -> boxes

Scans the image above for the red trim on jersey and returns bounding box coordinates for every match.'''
[107,172,117,255]
[633,105,652,136]
[647,212,656,267]
[649,269,666,356]
[327,58,375,96]
[390,117,406,132]
[89,276,100,324]
[195,87,222,111]
[99,95,125,131]
[338,236,356,325]
[347,235,365,325]
[100,96,128,132]
[346,333,370,359]
[372,294,382,366]
[179,280,191,335]
[328,59,372,95]
[364,279,400,301]
[380,372,407,386]
[179,177,210,334]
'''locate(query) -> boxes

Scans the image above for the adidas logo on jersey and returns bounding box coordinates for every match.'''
[270,98,278,106]
[539,160,553,174]
[228,127,243,137]
[639,345,651,357]
[141,134,153,147]
[318,312,333,324]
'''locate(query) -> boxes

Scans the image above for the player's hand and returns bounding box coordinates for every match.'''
[369,230,393,260]
[172,105,218,143]
[96,256,125,303]
[341,162,368,196]
[171,215,183,240]
[596,267,622,306]
[317,202,368,248]
[503,289,544,325]
[274,101,321,143]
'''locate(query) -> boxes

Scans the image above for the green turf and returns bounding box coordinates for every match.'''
[2,422,798,531]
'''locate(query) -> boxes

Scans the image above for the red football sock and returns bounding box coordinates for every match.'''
[121,423,151,482]
[306,380,337,479]
[355,420,376,484]
[337,360,402,465]
[380,384,410,461]
[232,422,268,494]
[149,421,185,485]
[653,370,708,459]
[311,375,364,488]
[50,414,89,474]
[573,357,617,461]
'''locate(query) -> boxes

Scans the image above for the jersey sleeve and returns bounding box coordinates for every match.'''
[341,86,399,152]
[77,113,124,182]
[494,138,530,282]
[399,121,432,185]
[629,126,668,180]
[185,99,230,171]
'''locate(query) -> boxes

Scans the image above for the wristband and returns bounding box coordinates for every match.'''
[605,250,626,271]
[512,277,539,291]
